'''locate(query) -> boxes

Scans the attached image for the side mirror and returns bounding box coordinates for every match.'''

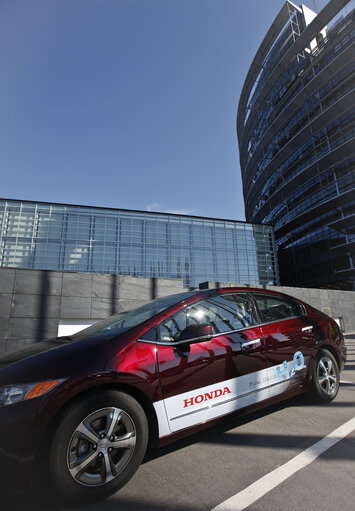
[179,323,213,344]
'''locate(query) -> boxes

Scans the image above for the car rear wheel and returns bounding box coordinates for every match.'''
[310,349,340,403]
[49,390,148,502]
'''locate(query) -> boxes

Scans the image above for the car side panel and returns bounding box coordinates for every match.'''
[156,326,271,435]
[261,317,314,397]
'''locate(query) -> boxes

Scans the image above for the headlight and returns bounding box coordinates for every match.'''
[0,380,63,407]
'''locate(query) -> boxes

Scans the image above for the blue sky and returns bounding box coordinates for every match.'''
[0,0,328,221]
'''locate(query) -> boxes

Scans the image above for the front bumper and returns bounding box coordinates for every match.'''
[0,397,50,493]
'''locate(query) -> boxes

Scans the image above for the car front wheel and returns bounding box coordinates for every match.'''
[49,390,148,502]
[310,349,340,403]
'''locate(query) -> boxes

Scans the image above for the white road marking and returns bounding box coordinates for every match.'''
[211,416,355,511]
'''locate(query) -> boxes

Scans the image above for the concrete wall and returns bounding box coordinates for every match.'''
[0,267,354,356]
[0,268,187,356]
[271,285,355,333]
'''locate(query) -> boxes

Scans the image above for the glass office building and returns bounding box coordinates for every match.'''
[237,0,355,290]
[0,199,278,288]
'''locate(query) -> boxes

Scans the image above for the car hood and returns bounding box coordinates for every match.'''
[0,332,136,385]
[0,337,74,370]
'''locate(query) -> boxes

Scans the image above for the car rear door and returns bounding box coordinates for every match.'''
[155,292,269,434]
[252,292,316,398]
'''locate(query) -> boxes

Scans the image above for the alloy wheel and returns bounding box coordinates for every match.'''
[317,356,337,395]
[67,407,136,487]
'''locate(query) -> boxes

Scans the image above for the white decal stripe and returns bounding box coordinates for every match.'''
[164,367,270,433]
[153,400,171,438]
[154,357,310,437]
[171,385,266,422]
[170,376,300,423]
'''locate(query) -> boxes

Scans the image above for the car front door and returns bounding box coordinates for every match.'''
[156,292,270,434]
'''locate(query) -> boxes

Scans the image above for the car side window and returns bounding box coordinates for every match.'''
[139,326,158,341]
[158,293,256,342]
[187,293,256,335]
[160,309,187,342]
[253,294,304,323]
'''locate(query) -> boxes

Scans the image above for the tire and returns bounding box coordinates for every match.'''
[49,390,148,502]
[310,349,340,403]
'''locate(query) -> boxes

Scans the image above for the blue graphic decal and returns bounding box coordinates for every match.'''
[276,351,305,382]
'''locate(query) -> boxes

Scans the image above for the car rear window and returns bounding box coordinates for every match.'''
[253,293,304,323]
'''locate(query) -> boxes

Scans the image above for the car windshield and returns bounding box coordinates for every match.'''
[72,290,198,340]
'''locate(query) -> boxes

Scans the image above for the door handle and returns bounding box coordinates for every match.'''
[241,338,261,351]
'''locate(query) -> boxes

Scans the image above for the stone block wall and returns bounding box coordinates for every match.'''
[0,268,187,356]
[0,268,354,356]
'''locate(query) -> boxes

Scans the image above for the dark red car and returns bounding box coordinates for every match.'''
[0,287,346,501]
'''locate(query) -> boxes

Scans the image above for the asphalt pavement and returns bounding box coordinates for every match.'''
[4,335,355,511]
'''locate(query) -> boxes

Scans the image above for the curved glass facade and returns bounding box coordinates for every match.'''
[238,0,355,290]
[0,199,278,288]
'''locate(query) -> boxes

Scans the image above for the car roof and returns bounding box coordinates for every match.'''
[213,287,282,295]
